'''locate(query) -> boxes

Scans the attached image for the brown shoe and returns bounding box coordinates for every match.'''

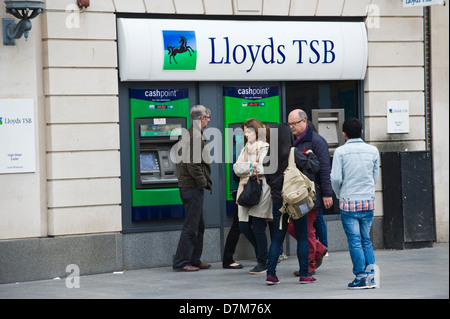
[195,262,211,269]
[294,269,315,276]
[315,249,328,269]
[174,264,199,272]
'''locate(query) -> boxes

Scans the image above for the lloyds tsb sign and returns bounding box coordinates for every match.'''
[209,37,336,73]
[118,19,368,81]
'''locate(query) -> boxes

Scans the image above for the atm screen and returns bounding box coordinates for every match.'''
[140,124,182,138]
[140,152,159,171]
[234,135,245,158]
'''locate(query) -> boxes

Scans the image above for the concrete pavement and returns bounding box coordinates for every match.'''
[0,243,448,300]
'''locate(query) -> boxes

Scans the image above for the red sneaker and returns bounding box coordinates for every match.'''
[299,276,317,284]
[266,276,280,285]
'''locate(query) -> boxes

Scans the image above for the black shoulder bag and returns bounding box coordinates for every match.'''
[237,147,262,207]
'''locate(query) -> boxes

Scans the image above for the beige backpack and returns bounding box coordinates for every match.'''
[279,147,316,226]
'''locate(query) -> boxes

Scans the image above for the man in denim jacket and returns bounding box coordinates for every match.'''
[330,117,380,289]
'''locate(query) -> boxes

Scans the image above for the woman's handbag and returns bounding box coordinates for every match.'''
[237,168,262,207]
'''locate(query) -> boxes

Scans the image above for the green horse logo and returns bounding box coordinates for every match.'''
[167,36,194,64]
[163,31,197,70]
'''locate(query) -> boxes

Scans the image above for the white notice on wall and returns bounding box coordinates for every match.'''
[0,99,36,174]
[403,0,445,8]
[387,100,409,134]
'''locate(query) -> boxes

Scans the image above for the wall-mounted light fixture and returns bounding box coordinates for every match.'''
[2,0,45,45]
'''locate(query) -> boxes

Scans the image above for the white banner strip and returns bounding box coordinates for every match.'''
[117,18,368,82]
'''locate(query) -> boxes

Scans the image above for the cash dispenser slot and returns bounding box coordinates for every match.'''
[311,109,345,156]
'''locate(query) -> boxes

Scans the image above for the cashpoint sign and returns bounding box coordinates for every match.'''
[131,88,188,114]
[224,86,278,111]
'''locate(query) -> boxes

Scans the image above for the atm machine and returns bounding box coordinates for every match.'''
[134,118,183,189]
[223,85,280,215]
[311,108,345,214]
[311,109,345,156]
[130,88,189,221]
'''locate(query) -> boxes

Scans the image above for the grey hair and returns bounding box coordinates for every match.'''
[297,110,308,121]
[190,104,211,121]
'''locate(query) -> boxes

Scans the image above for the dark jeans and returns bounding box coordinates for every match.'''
[222,192,241,267]
[173,187,205,269]
[239,216,268,265]
[268,203,309,278]
[314,208,328,248]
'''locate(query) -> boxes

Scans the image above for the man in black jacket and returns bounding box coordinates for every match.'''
[173,105,212,272]
[288,109,333,275]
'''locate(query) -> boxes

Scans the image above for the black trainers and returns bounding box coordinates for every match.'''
[249,263,267,274]
[347,277,370,289]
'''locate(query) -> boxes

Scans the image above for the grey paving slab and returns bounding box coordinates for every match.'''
[0,244,448,300]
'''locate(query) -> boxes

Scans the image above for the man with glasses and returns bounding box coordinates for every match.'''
[173,105,213,272]
[287,109,333,276]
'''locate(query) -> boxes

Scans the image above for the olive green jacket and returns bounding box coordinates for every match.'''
[176,126,212,191]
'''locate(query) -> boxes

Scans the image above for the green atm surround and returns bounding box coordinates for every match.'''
[223,85,281,215]
[129,88,190,222]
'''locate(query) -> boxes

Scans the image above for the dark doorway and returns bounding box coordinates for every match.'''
[285,80,359,121]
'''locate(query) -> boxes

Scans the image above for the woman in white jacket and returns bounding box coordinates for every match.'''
[233,118,273,274]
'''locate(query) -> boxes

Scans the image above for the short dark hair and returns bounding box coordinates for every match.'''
[342,117,362,139]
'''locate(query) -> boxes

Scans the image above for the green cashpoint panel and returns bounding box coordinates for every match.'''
[223,86,280,215]
[130,88,190,221]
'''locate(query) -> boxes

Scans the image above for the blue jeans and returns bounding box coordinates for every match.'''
[340,209,375,278]
[267,204,309,278]
[314,208,328,248]
[239,216,268,264]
